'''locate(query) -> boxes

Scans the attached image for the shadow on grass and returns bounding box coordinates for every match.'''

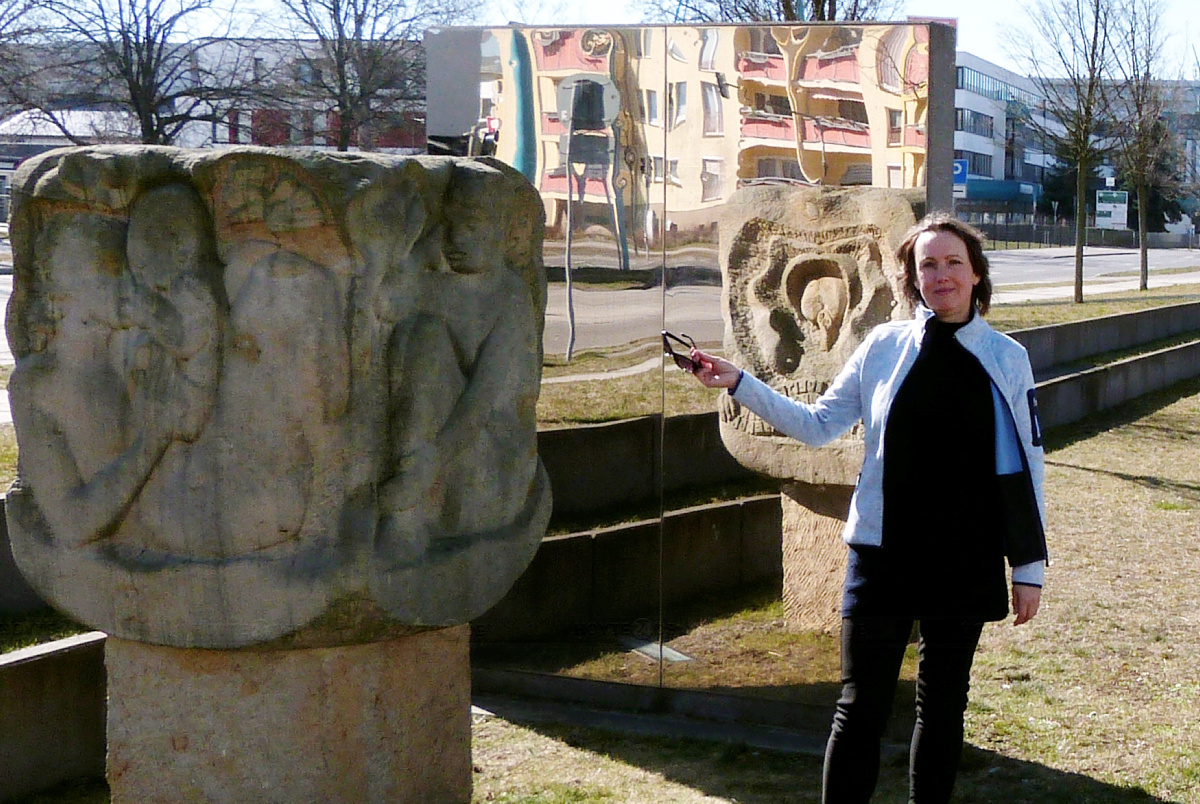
[1045,458,1200,504]
[501,715,1176,804]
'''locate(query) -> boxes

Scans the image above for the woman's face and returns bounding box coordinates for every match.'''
[915,229,979,323]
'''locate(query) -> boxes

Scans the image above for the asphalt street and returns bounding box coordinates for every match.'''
[1,244,1198,419]
[544,246,1200,354]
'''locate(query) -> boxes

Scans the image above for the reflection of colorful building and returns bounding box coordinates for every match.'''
[734,25,928,189]
[447,24,938,265]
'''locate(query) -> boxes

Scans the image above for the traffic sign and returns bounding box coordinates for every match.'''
[952,159,968,184]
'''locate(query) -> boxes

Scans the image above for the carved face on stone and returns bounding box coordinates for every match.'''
[718,186,920,483]
[724,192,912,390]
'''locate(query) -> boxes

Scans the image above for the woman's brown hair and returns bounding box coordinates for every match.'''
[896,213,992,316]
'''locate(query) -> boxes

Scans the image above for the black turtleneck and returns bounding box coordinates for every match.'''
[842,315,1009,621]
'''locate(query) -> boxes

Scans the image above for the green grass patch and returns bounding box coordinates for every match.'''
[988,284,1200,331]
[478,784,615,803]
[0,609,89,655]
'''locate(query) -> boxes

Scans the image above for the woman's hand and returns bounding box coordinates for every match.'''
[1012,584,1041,626]
[690,349,743,390]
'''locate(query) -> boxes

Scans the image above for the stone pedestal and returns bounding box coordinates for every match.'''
[781,483,854,634]
[106,626,471,804]
[716,185,922,632]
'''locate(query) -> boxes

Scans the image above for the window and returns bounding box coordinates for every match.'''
[668,38,687,63]
[649,156,681,185]
[701,158,723,201]
[700,29,718,70]
[757,157,803,180]
[749,28,781,55]
[754,92,791,116]
[670,81,687,128]
[645,89,660,126]
[887,108,902,145]
[877,27,906,92]
[642,29,653,58]
[954,149,993,177]
[838,100,869,124]
[955,108,995,138]
[888,164,903,188]
[702,82,723,135]
[666,159,681,185]
[297,61,319,86]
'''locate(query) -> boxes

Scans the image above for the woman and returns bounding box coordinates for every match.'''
[687,214,1048,803]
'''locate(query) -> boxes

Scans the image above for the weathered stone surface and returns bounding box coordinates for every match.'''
[717,185,922,484]
[4,146,552,648]
[717,186,922,631]
[780,483,852,634]
[106,626,471,803]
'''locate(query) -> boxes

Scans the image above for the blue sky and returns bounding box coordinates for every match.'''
[477,0,1199,77]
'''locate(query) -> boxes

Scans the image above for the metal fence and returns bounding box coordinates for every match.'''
[973,222,1200,251]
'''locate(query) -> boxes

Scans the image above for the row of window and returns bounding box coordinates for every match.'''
[641,83,725,134]
[955,108,995,139]
[641,156,726,201]
[956,67,1034,107]
[954,149,993,177]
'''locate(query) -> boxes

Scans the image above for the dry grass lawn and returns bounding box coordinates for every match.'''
[471,378,1200,804]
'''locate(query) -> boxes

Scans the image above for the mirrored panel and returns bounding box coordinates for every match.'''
[656,23,935,706]
[425,21,943,704]
[427,25,669,692]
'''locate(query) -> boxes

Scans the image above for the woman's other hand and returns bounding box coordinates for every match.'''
[690,349,743,390]
[1012,584,1041,626]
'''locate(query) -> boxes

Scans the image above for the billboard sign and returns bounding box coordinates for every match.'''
[1096,189,1128,230]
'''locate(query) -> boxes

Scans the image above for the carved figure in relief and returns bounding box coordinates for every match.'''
[5,147,550,647]
[8,212,173,548]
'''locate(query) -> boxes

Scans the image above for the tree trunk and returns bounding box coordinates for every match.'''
[1138,182,1149,291]
[1074,165,1086,303]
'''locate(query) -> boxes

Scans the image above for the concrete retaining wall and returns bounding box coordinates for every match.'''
[1036,339,1200,430]
[0,633,106,801]
[1010,301,1200,375]
[538,411,755,520]
[473,495,782,643]
[0,505,43,615]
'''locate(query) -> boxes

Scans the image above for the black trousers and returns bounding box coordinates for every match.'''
[822,615,984,804]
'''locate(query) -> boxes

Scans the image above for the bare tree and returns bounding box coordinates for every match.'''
[0,0,44,116]
[3,0,261,145]
[271,0,474,152]
[1014,0,1115,303]
[641,0,902,24]
[1111,0,1179,290]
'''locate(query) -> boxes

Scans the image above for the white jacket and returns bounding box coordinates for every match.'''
[731,306,1048,587]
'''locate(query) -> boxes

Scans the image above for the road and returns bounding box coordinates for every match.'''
[544,246,1200,354]
[2,243,1199,366]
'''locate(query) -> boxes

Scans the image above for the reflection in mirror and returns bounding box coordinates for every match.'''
[432,26,670,693]
[424,22,938,707]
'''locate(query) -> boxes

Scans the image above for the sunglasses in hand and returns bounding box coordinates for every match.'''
[662,330,699,373]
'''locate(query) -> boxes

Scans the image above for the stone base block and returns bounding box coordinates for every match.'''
[781,483,853,634]
[106,626,471,803]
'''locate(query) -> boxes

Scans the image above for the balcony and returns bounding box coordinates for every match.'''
[541,113,568,136]
[540,167,609,200]
[740,110,795,141]
[533,29,610,73]
[801,117,870,149]
[800,51,860,84]
[736,51,787,82]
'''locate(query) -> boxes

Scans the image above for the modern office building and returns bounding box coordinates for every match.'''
[952,51,1055,223]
